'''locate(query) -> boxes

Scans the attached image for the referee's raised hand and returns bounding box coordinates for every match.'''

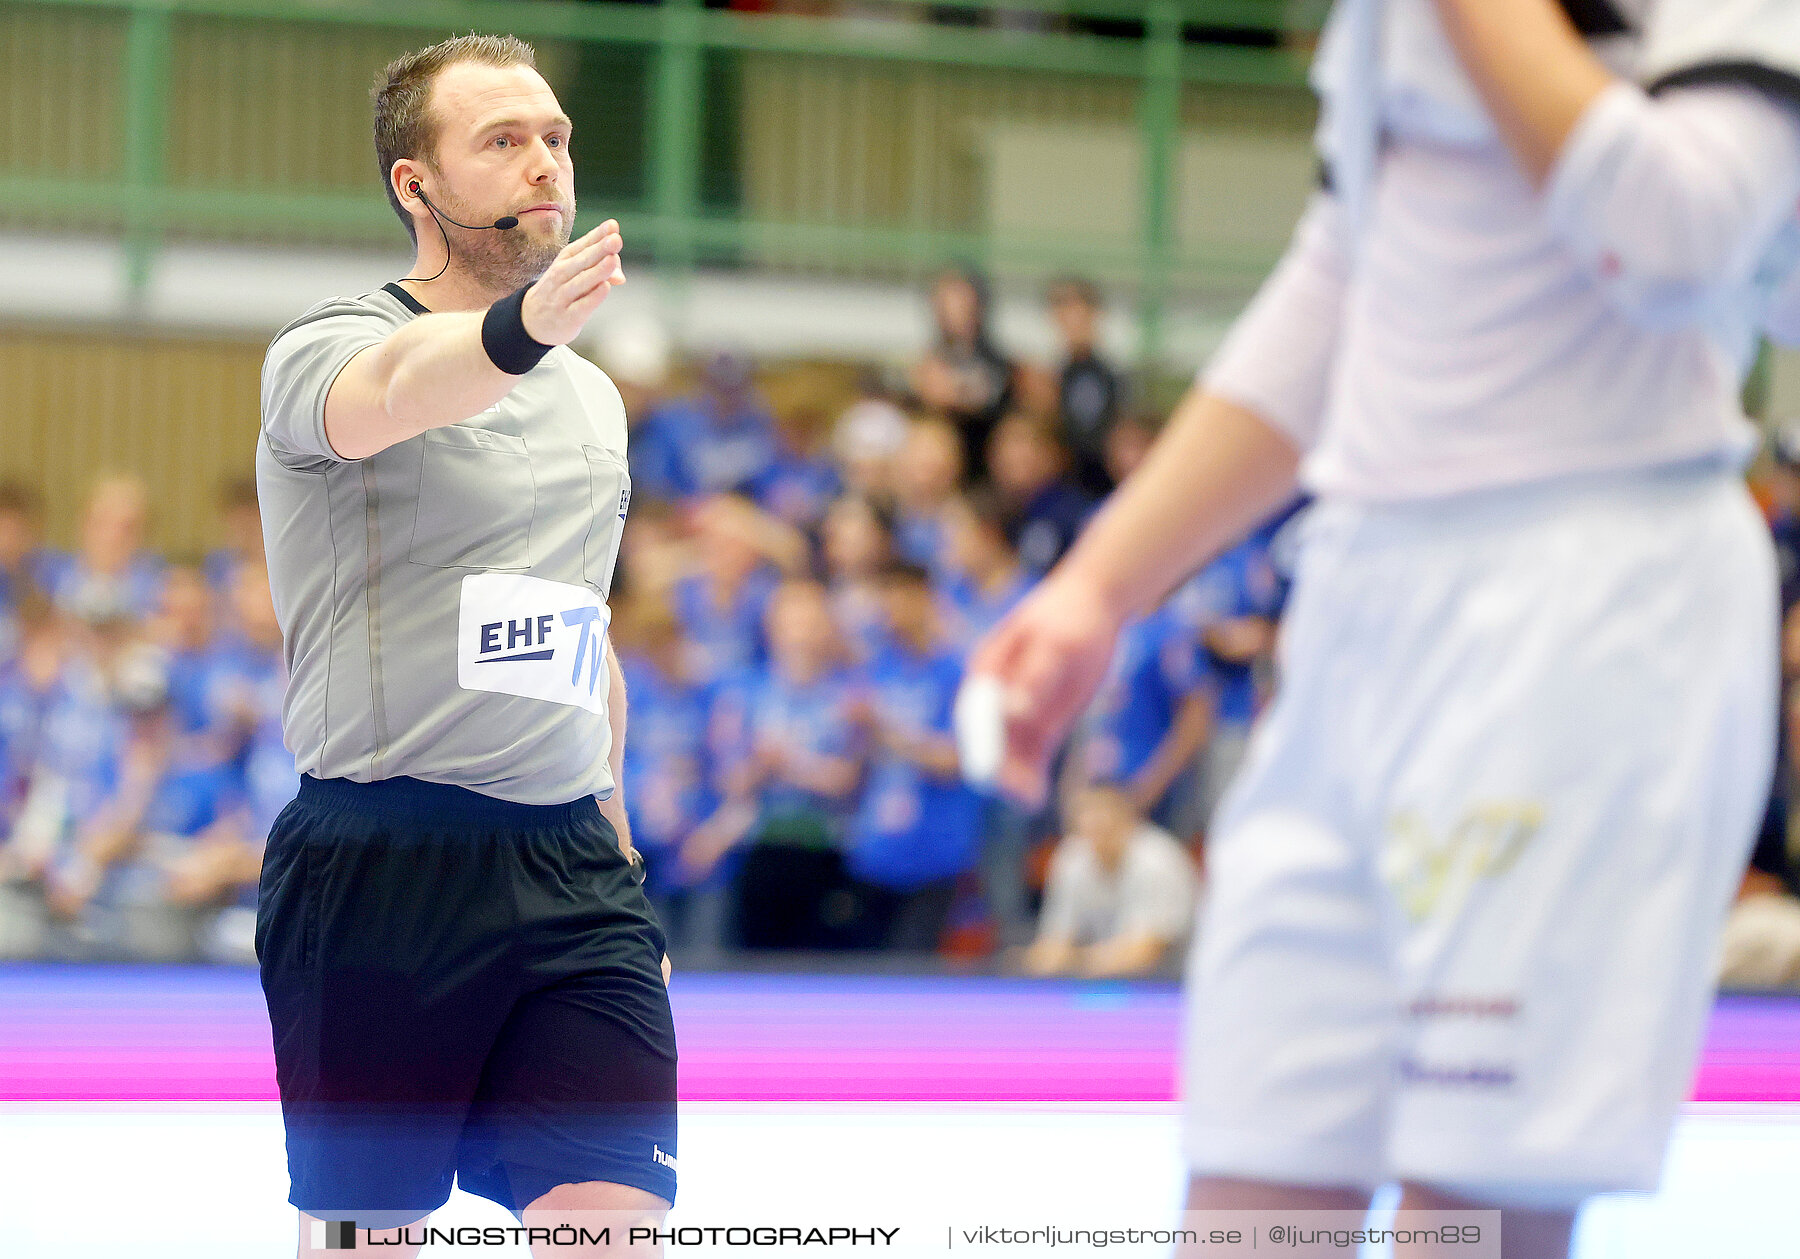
[520,219,627,347]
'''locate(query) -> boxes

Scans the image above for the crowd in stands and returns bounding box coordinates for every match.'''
[0,269,1293,973]
[12,267,1800,983]
[595,267,1287,971]
[0,475,285,963]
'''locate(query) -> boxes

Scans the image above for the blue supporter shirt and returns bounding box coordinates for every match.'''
[619,649,717,873]
[1011,481,1094,577]
[213,640,297,840]
[1171,532,1287,726]
[0,551,69,662]
[202,548,252,600]
[1081,606,1211,786]
[753,450,840,530]
[0,550,71,610]
[164,646,231,749]
[33,664,127,832]
[830,581,890,664]
[142,762,235,838]
[895,510,952,579]
[629,395,779,500]
[937,569,1033,653]
[709,664,864,825]
[141,643,244,839]
[847,645,983,891]
[672,568,779,689]
[44,555,165,620]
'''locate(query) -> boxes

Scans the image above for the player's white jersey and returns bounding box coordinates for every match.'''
[1205,0,1800,503]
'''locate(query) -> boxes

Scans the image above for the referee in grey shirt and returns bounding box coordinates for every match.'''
[254,35,674,1257]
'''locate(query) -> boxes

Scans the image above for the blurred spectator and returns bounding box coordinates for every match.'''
[1170,516,1292,829]
[11,594,166,949]
[613,587,727,956]
[0,591,60,836]
[632,351,779,500]
[1720,866,1800,989]
[0,482,62,661]
[1047,277,1123,499]
[1104,413,1158,487]
[1075,603,1215,833]
[48,571,249,959]
[5,596,140,892]
[148,566,233,769]
[158,562,287,963]
[845,562,983,951]
[672,494,803,687]
[937,488,1032,653]
[218,561,296,846]
[832,375,910,501]
[820,494,898,662]
[1021,784,1197,979]
[987,411,1094,577]
[684,579,867,949]
[44,474,164,621]
[892,417,965,579]
[616,495,691,603]
[911,266,1016,482]
[3,563,275,963]
[1755,424,1800,899]
[936,489,1038,948]
[754,403,842,532]
[204,477,265,605]
[1770,423,1800,635]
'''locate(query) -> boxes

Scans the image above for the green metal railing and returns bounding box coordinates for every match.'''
[0,0,1321,359]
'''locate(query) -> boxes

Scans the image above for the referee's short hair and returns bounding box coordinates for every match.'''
[372,33,539,243]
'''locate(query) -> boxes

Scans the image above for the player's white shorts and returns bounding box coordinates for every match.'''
[1181,459,1778,1205]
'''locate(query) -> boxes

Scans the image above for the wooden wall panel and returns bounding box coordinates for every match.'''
[0,327,264,557]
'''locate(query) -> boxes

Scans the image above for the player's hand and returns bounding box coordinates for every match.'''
[661,953,672,986]
[967,568,1123,808]
[520,219,626,347]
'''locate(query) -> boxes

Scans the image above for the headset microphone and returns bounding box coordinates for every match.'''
[398,180,521,284]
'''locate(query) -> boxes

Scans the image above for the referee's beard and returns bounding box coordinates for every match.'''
[435,184,575,294]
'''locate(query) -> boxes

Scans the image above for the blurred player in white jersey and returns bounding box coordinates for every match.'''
[972,0,1800,1253]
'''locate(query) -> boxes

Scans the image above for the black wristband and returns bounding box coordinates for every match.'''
[481,283,553,376]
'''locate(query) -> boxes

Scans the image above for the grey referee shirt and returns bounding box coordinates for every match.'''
[257,282,631,806]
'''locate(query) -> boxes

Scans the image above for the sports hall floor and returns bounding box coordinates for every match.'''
[3,966,1797,1257]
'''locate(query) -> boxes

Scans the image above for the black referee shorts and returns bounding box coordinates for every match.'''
[256,775,677,1231]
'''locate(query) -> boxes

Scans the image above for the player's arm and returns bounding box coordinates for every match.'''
[322,222,626,459]
[970,398,1300,808]
[1436,0,1800,320]
[1428,0,1612,185]
[970,194,1347,805]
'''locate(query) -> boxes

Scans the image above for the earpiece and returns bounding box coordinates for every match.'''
[397,178,518,284]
